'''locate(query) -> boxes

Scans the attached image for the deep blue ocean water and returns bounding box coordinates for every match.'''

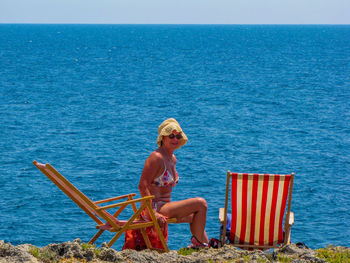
[0,24,349,250]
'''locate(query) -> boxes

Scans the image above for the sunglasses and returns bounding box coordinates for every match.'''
[168,134,183,140]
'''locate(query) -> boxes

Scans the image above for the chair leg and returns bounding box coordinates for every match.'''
[140,228,152,249]
[89,230,104,244]
[108,231,125,247]
[145,202,169,252]
[283,226,292,246]
[287,229,292,244]
[108,202,149,248]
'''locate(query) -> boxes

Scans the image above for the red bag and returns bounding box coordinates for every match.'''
[122,224,168,250]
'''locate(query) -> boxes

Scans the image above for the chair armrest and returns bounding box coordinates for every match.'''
[166,218,177,224]
[219,207,225,223]
[96,195,155,210]
[94,193,136,204]
[288,212,294,226]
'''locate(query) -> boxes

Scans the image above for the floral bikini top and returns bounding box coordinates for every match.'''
[152,163,179,187]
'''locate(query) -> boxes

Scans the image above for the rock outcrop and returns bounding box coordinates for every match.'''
[1,238,345,262]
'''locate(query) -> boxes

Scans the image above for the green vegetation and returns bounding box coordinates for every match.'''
[58,258,87,263]
[29,243,102,262]
[29,246,56,263]
[28,246,40,258]
[242,254,251,262]
[81,242,101,257]
[177,247,200,255]
[256,258,268,263]
[276,253,292,263]
[317,245,350,263]
[207,259,232,263]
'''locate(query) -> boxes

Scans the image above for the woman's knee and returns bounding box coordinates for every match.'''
[194,197,207,211]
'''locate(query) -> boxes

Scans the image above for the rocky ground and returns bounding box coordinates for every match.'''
[1,239,348,263]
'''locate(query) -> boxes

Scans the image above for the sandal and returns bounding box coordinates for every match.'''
[187,235,209,249]
[209,238,220,248]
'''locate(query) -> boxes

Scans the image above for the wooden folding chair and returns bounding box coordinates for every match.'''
[33,161,176,252]
[219,171,294,249]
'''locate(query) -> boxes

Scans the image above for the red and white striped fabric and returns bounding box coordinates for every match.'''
[229,173,292,246]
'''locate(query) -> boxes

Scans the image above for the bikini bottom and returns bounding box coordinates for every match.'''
[141,200,169,221]
[152,200,168,212]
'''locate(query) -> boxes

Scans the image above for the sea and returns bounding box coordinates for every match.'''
[0,24,349,250]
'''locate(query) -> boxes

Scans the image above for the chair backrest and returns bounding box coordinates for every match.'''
[225,172,294,247]
[33,161,119,227]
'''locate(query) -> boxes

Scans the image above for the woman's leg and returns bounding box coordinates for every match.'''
[158,197,209,244]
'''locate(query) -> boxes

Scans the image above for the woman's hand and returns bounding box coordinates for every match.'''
[155,212,167,228]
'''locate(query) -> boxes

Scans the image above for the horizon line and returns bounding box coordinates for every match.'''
[1,22,349,26]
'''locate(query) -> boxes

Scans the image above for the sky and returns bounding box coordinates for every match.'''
[1,0,349,24]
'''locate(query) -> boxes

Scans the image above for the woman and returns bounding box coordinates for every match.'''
[138,118,209,248]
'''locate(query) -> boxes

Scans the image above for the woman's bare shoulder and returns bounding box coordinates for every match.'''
[146,150,164,166]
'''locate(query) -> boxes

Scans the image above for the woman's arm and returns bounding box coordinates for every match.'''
[138,151,162,197]
[138,152,167,226]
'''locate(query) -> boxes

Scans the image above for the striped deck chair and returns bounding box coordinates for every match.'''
[219,171,294,249]
[33,161,176,252]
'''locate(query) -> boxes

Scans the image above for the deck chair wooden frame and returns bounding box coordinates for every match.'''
[219,171,294,250]
[33,161,176,252]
